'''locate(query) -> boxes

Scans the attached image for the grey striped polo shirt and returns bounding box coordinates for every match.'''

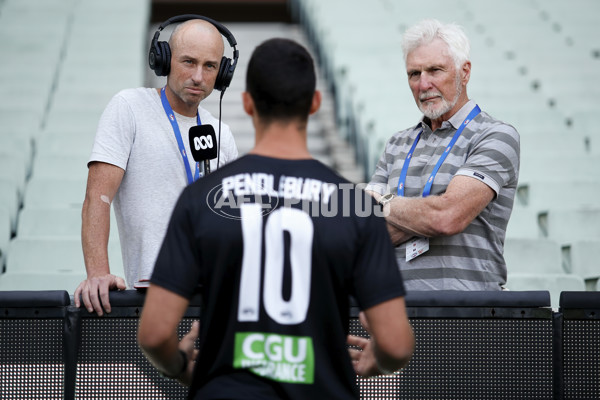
[366,100,520,291]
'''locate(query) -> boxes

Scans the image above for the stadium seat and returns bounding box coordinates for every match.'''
[43,109,107,136]
[515,178,600,210]
[0,180,20,234]
[519,155,600,183]
[518,129,590,157]
[0,110,42,150]
[0,153,28,201]
[504,237,563,274]
[0,270,87,293]
[0,132,35,176]
[506,273,586,308]
[35,131,96,157]
[5,237,123,278]
[0,207,10,270]
[46,87,116,115]
[0,81,51,117]
[538,207,600,244]
[567,110,597,141]
[0,0,72,126]
[561,240,600,290]
[16,207,119,239]
[23,177,86,209]
[29,154,89,182]
[505,206,539,239]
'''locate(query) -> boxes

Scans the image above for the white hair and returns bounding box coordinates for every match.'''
[401,19,470,69]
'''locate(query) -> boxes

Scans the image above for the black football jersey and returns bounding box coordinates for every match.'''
[151,155,406,399]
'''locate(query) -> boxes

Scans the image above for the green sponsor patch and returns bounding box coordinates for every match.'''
[234,332,314,384]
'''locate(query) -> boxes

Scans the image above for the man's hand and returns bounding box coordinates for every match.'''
[347,312,381,377]
[347,334,381,377]
[177,321,200,386]
[386,223,413,246]
[74,274,126,316]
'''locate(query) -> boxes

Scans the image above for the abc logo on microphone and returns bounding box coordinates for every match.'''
[189,125,218,169]
[193,135,213,150]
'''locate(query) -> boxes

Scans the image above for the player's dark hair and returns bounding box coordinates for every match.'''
[246,38,316,123]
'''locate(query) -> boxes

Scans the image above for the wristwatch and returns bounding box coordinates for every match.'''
[378,193,395,210]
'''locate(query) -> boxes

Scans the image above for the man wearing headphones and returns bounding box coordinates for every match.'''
[75,17,239,315]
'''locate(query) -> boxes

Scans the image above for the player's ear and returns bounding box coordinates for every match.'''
[242,91,255,117]
[309,90,322,115]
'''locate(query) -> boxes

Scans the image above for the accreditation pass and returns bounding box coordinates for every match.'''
[406,237,429,262]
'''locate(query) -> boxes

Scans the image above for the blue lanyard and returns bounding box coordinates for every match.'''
[396,105,481,197]
[160,87,202,184]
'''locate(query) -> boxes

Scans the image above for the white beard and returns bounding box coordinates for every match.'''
[418,75,463,120]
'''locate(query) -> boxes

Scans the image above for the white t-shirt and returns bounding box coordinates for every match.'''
[89,87,238,288]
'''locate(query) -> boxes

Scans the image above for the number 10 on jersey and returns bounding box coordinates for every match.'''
[238,204,314,325]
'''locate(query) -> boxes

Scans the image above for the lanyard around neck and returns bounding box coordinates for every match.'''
[396,105,481,197]
[160,86,202,185]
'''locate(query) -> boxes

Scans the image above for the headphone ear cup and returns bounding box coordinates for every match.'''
[148,41,161,75]
[215,56,233,91]
[149,40,171,77]
[156,41,171,76]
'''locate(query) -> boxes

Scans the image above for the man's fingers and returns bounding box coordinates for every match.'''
[182,321,200,345]
[98,279,113,314]
[74,282,84,308]
[358,311,370,333]
[115,276,127,291]
[347,347,361,361]
[78,282,92,312]
[190,321,200,339]
[75,275,126,316]
[87,280,105,316]
[347,334,368,349]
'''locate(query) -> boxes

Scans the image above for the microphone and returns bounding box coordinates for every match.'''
[189,125,218,175]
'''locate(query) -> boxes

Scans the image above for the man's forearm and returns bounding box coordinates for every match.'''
[140,337,185,378]
[367,189,420,244]
[386,222,414,246]
[81,198,112,276]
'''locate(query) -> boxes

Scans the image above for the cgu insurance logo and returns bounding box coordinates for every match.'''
[193,135,213,150]
[234,332,315,384]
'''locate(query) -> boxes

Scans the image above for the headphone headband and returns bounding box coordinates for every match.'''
[157,14,237,48]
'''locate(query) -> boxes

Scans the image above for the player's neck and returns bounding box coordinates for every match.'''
[250,121,312,159]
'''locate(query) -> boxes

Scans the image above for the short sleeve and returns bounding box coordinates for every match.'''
[89,92,136,170]
[366,141,394,195]
[456,122,520,195]
[351,193,406,310]
[151,188,202,299]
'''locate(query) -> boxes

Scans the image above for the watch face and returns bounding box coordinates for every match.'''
[379,193,395,207]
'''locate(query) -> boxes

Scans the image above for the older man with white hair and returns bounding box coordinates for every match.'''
[367,19,520,291]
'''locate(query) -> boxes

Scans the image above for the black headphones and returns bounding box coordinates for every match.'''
[148,14,239,92]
